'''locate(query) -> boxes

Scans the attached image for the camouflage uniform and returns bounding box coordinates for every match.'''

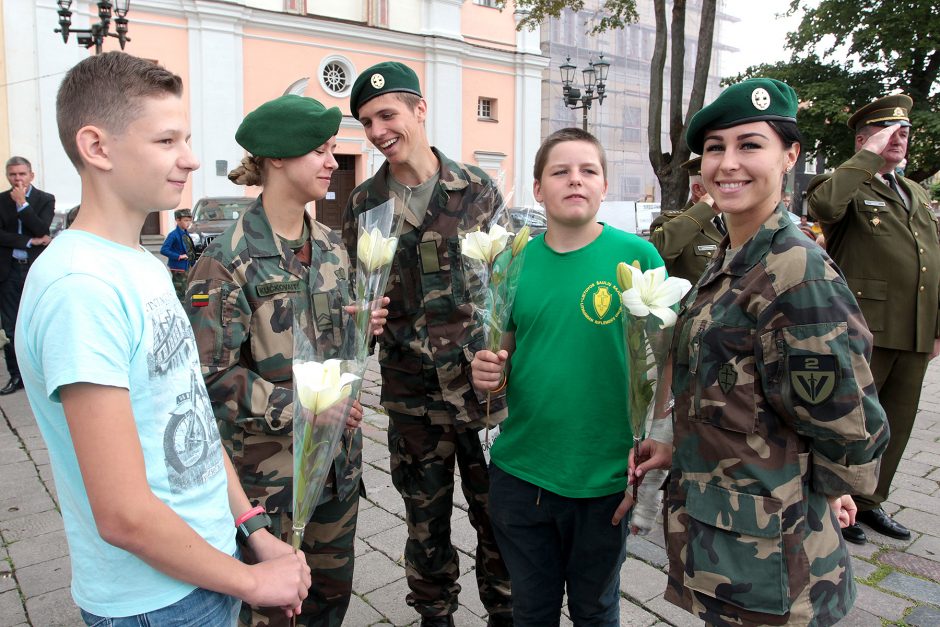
[341,148,512,622]
[186,198,361,627]
[665,206,889,626]
[649,199,723,283]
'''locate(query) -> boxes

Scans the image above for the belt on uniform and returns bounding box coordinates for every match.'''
[14,258,28,265]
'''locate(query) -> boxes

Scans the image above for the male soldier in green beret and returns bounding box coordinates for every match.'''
[342,62,512,627]
[648,156,723,282]
[809,94,939,544]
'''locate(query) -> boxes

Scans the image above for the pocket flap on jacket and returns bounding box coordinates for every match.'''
[846,277,887,301]
[685,481,782,539]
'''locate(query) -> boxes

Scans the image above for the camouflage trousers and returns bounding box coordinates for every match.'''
[238,484,360,627]
[170,269,189,304]
[387,411,512,620]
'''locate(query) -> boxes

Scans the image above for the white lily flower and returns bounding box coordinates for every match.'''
[619,263,692,328]
[461,224,511,264]
[293,359,360,414]
[357,227,398,272]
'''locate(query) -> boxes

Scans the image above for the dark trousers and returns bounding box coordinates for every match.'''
[0,261,27,377]
[855,346,931,512]
[488,464,629,627]
[387,411,512,620]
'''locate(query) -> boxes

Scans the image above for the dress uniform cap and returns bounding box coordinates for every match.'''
[174,208,192,220]
[847,93,913,131]
[681,156,702,175]
[349,61,422,120]
[235,95,342,158]
[686,78,798,154]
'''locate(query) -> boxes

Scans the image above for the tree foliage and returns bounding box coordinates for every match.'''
[499,0,638,34]
[732,0,940,181]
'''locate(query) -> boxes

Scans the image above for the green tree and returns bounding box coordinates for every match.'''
[731,0,940,182]
[499,0,718,211]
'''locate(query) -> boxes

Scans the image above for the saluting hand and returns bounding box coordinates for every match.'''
[860,124,902,156]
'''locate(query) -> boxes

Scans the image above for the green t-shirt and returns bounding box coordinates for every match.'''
[490,224,664,498]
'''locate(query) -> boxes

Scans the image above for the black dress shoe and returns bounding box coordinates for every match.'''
[0,375,23,395]
[857,507,911,540]
[487,615,513,627]
[420,616,455,627]
[842,522,867,545]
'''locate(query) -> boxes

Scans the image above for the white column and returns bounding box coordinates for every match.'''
[513,10,549,203]
[420,0,463,39]
[423,38,463,159]
[184,2,247,201]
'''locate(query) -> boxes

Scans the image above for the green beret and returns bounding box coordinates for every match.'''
[349,62,422,120]
[686,78,798,153]
[174,208,191,220]
[235,95,342,158]
[847,93,912,131]
[681,156,702,175]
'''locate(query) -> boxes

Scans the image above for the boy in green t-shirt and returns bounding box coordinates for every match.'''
[471,128,664,625]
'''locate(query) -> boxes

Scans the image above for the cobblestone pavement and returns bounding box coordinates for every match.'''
[3,357,940,626]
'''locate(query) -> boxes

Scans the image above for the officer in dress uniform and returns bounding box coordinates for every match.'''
[648,156,724,282]
[808,94,938,545]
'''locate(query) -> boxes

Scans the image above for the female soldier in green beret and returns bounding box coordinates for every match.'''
[635,78,888,626]
[186,95,387,627]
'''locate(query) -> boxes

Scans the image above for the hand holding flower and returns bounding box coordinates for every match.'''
[345,399,364,430]
[471,349,509,392]
[344,296,390,336]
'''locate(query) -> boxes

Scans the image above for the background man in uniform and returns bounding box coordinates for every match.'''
[160,208,195,303]
[342,62,512,627]
[0,156,54,395]
[648,156,723,282]
[808,94,938,545]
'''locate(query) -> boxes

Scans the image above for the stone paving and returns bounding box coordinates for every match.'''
[3,357,940,625]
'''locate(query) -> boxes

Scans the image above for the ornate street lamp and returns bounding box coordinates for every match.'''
[55,1,131,55]
[559,53,611,131]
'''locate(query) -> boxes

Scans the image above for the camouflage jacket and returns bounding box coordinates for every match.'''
[648,199,723,283]
[341,148,506,426]
[186,198,361,513]
[808,149,940,353]
[664,206,889,626]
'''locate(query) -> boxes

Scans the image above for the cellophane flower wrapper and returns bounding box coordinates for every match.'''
[290,312,363,550]
[461,184,535,353]
[353,197,404,361]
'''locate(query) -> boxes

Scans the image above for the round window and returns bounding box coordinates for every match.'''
[319,56,354,97]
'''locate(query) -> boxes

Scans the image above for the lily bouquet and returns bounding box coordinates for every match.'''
[353,198,404,361]
[290,317,362,550]
[618,262,691,500]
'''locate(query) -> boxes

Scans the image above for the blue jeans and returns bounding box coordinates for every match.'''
[80,586,241,627]
[488,464,629,626]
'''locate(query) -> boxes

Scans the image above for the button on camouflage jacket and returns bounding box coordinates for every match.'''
[341,148,506,426]
[186,198,361,513]
[665,206,889,626]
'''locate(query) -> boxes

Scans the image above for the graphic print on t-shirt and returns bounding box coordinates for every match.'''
[580,280,622,325]
[163,370,224,492]
[144,292,223,493]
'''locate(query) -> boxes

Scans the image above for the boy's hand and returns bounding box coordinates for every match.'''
[343,296,390,336]
[245,550,310,615]
[247,530,310,617]
[471,349,508,391]
[828,495,857,528]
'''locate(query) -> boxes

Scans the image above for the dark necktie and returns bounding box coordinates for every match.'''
[713,214,726,236]
[884,173,909,210]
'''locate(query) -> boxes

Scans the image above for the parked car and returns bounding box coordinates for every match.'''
[508,206,548,237]
[188,196,255,257]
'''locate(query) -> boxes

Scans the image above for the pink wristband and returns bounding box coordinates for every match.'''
[235,505,266,527]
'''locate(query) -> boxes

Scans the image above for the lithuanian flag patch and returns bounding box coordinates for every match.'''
[191,293,210,308]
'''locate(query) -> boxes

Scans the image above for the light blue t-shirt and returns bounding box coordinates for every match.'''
[16,230,236,617]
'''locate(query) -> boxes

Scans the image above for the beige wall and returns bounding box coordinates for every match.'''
[0,0,8,163]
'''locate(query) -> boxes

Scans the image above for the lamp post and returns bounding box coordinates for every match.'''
[559,54,610,131]
[55,1,131,55]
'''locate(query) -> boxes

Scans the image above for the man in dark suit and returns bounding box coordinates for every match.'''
[0,156,55,394]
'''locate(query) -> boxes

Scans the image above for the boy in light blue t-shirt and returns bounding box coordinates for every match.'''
[15,52,310,625]
[472,128,665,625]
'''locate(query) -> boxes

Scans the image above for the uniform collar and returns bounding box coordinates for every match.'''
[704,204,789,282]
[242,196,332,279]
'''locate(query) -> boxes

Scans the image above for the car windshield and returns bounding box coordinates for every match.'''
[192,198,254,222]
